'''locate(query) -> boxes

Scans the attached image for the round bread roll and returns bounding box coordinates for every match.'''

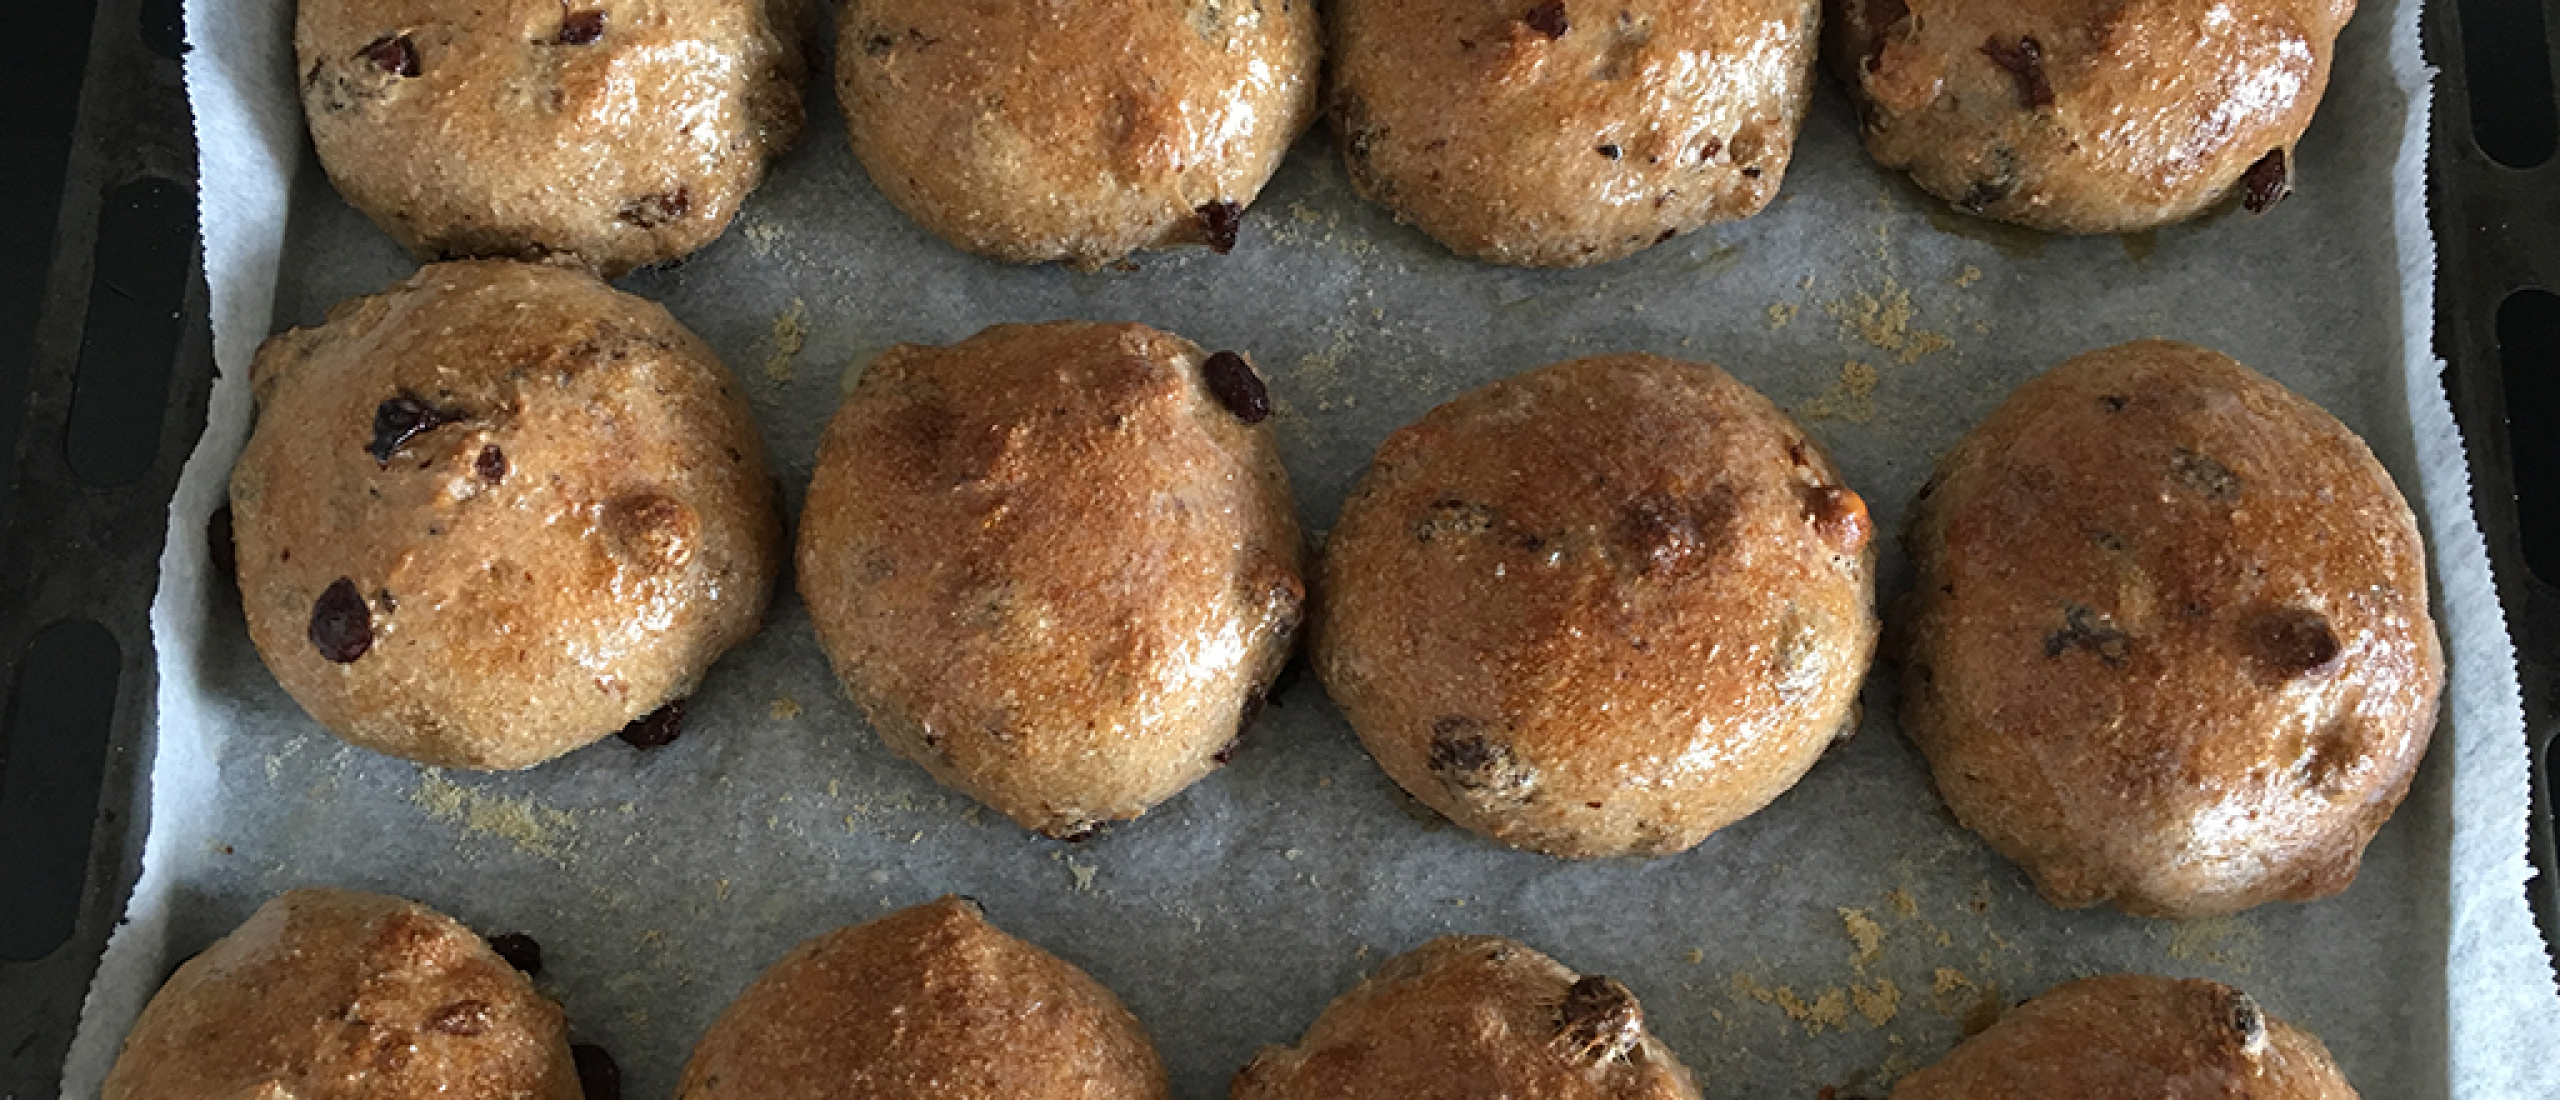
[1234,935,1702,1100]
[798,321,1307,838]
[1898,340,2440,917]
[1827,0,2350,232]
[836,0,1321,268]
[1315,354,1877,859]
[297,0,812,277]
[231,259,783,769]
[104,888,580,1100]
[1326,0,1818,266]
[677,896,1170,1100]
[1892,974,2359,1099]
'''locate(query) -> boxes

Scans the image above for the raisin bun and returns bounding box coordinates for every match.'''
[230,259,782,769]
[1827,0,2349,231]
[1327,0,1818,266]
[837,0,1321,268]
[1315,354,1876,859]
[1893,974,2359,1099]
[798,321,1307,838]
[103,888,580,1100]
[297,0,812,276]
[677,897,1170,1100]
[1898,340,2439,917]
[1234,936,1702,1100]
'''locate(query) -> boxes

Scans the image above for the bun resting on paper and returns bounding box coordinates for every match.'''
[229,259,783,769]
[1891,973,2361,1099]
[1896,339,2441,918]
[103,887,582,1100]
[1314,353,1878,859]
[676,896,1172,1100]
[797,321,1307,838]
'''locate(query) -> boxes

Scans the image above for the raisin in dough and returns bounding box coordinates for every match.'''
[103,888,580,1100]
[1234,936,1702,1100]
[1828,0,2350,232]
[298,0,812,277]
[1315,354,1876,859]
[230,259,782,770]
[837,0,1321,268]
[1326,0,1818,266]
[1898,340,2440,917]
[1893,974,2359,1099]
[797,322,1307,838]
[677,897,1171,1100]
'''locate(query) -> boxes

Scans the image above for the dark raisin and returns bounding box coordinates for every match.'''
[1654,228,1677,244]
[1202,350,1270,424]
[486,932,543,975]
[1697,136,1722,161]
[1197,200,1243,254]
[1554,975,1644,1063]
[2223,989,2270,1054]
[309,577,374,664]
[476,443,508,484]
[618,188,692,228]
[863,32,895,55]
[359,33,420,77]
[1740,166,1762,178]
[369,393,458,465]
[1413,498,1499,542]
[1860,0,1910,72]
[1596,143,1622,160]
[1522,0,1569,38]
[2250,608,2341,678]
[1980,35,2053,109]
[2241,148,2289,213]
[1808,486,1870,554]
[2043,604,2130,668]
[426,999,491,1036]
[616,699,686,750]
[208,504,237,580]
[2099,394,2128,412]
[558,9,606,44]
[2169,449,2242,502]
[572,1044,621,1100]
[1427,718,1538,801]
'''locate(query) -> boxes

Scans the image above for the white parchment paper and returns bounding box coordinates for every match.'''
[63,0,2560,1095]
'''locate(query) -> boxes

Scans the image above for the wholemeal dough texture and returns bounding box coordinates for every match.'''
[103,888,580,1100]
[1892,974,2360,1099]
[297,0,812,277]
[798,321,1307,838]
[1327,0,1820,266]
[677,896,1171,1100]
[1315,354,1877,859]
[1897,339,2440,917]
[1233,935,1703,1100]
[1827,0,2352,231]
[231,259,783,770]
[837,0,1322,267]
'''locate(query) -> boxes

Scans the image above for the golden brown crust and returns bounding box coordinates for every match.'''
[231,260,783,770]
[1828,0,2351,232]
[298,0,812,277]
[676,897,1171,1100]
[1233,936,1703,1100]
[837,0,1322,268]
[1897,340,2440,917]
[1328,0,1817,266]
[1891,974,2360,1099]
[1314,354,1877,859]
[797,322,1307,837]
[103,888,581,1100]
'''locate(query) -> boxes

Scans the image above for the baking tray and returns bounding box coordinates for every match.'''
[1,0,2553,1094]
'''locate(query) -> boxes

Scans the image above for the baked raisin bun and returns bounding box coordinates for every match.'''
[1327,0,1819,266]
[837,0,1321,267]
[104,888,581,1100]
[797,321,1307,838]
[1898,339,2440,917]
[1315,354,1876,858]
[677,896,1171,1100]
[1893,974,2359,1099]
[1233,935,1702,1100]
[297,0,812,276]
[230,259,783,769]
[1827,0,2350,231]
